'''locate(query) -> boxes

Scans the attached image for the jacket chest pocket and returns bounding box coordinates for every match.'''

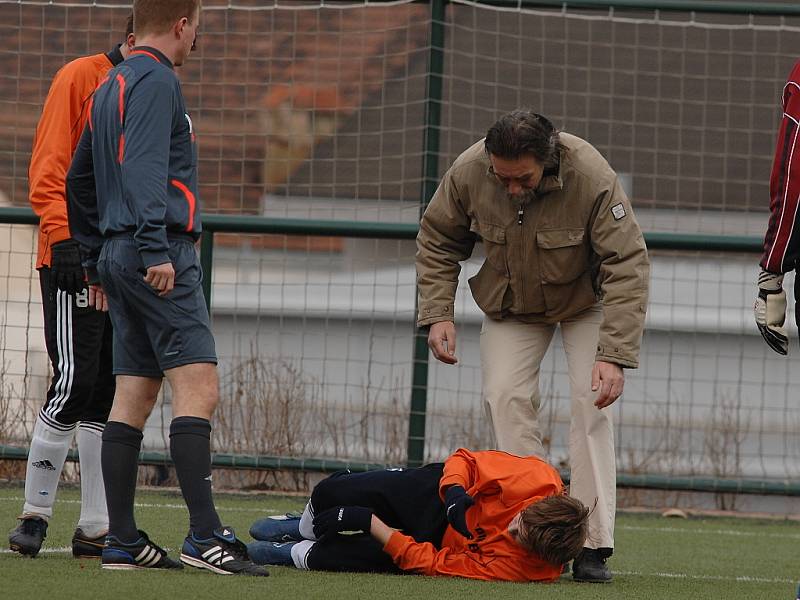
[472,221,508,275]
[536,228,589,284]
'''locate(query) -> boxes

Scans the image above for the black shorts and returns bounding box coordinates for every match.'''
[306,463,448,573]
[38,268,114,431]
[97,235,217,377]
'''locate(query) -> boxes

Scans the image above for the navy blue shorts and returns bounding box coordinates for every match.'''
[97,235,217,377]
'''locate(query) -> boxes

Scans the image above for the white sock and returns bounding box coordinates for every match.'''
[22,416,75,518]
[290,540,315,570]
[76,422,108,537]
[299,500,318,540]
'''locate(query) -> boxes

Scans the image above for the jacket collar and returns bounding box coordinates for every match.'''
[106,44,124,67]
[129,46,174,70]
[536,156,564,195]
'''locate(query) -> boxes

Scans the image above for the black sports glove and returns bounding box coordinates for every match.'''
[754,269,788,355]
[50,239,86,295]
[444,484,474,539]
[312,506,373,538]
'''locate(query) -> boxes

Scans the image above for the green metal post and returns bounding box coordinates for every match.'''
[200,230,214,313]
[408,0,447,468]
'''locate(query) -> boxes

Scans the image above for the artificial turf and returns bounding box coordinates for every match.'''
[0,485,795,600]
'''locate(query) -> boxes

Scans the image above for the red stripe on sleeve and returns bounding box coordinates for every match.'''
[170,179,196,232]
[115,73,126,125]
[117,133,125,164]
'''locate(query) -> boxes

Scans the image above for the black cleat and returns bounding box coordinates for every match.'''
[102,530,183,570]
[181,526,269,576]
[572,547,613,583]
[9,516,48,557]
[71,528,107,558]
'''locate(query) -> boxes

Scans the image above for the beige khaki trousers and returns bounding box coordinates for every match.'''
[480,304,615,549]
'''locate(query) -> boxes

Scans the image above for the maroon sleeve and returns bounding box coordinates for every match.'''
[761,61,800,273]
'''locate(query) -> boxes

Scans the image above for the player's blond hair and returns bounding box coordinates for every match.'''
[517,495,589,566]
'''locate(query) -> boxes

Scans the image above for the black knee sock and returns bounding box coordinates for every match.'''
[101,421,143,543]
[169,417,222,539]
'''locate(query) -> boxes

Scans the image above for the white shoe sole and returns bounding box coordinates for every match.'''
[180,553,233,575]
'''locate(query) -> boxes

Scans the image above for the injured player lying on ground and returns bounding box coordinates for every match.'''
[246,449,591,583]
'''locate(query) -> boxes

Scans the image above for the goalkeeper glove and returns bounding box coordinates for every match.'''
[754,269,788,355]
[444,484,475,539]
[312,506,372,538]
[50,239,86,295]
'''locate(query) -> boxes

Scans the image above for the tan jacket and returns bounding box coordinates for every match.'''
[416,133,650,368]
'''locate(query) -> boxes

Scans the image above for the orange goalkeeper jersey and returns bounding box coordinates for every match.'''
[383,448,564,582]
[28,47,123,268]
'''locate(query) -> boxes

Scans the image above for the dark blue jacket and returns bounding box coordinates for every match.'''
[67,46,201,275]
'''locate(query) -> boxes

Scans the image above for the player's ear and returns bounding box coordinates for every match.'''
[126,33,135,52]
[174,16,188,39]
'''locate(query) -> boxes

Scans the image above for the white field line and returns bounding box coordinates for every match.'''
[0,496,280,513]
[618,524,800,541]
[615,570,795,585]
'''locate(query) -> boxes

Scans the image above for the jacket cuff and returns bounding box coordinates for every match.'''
[47,226,71,246]
[85,265,100,285]
[139,249,171,269]
[595,345,638,369]
[417,304,455,327]
[438,473,468,500]
[383,530,411,558]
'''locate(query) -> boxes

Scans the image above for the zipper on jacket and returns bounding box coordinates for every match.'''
[517,205,524,225]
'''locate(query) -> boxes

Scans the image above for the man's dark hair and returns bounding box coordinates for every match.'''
[125,13,134,38]
[517,494,589,566]
[484,110,562,167]
[133,0,200,37]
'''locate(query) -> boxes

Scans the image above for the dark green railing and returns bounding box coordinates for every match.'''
[2,443,798,495]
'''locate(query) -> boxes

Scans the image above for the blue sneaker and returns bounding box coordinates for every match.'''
[247,541,296,566]
[101,530,182,570]
[249,514,302,542]
[180,526,268,576]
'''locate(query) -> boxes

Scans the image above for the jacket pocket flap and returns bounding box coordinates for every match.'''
[536,228,584,249]
[470,221,506,244]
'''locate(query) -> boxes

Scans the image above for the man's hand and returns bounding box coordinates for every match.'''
[88,284,108,312]
[591,361,624,409]
[755,269,788,355]
[428,321,458,364]
[144,262,175,297]
[444,484,474,539]
[312,506,373,538]
[50,239,86,295]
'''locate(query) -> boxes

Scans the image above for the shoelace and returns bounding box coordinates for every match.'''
[224,537,250,562]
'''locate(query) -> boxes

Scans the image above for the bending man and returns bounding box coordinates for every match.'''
[416,110,650,581]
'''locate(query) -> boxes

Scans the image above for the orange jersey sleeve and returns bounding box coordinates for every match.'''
[384,530,559,582]
[28,53,112,268]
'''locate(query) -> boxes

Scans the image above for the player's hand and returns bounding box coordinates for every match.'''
[428,320,458,364]
[312,506,373,538]
[144,262,175,297]
[88,284,108,312]
[444,484,474,539]
[592,360,624,408]
[754,269,788,355]
[50,239,86,295]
